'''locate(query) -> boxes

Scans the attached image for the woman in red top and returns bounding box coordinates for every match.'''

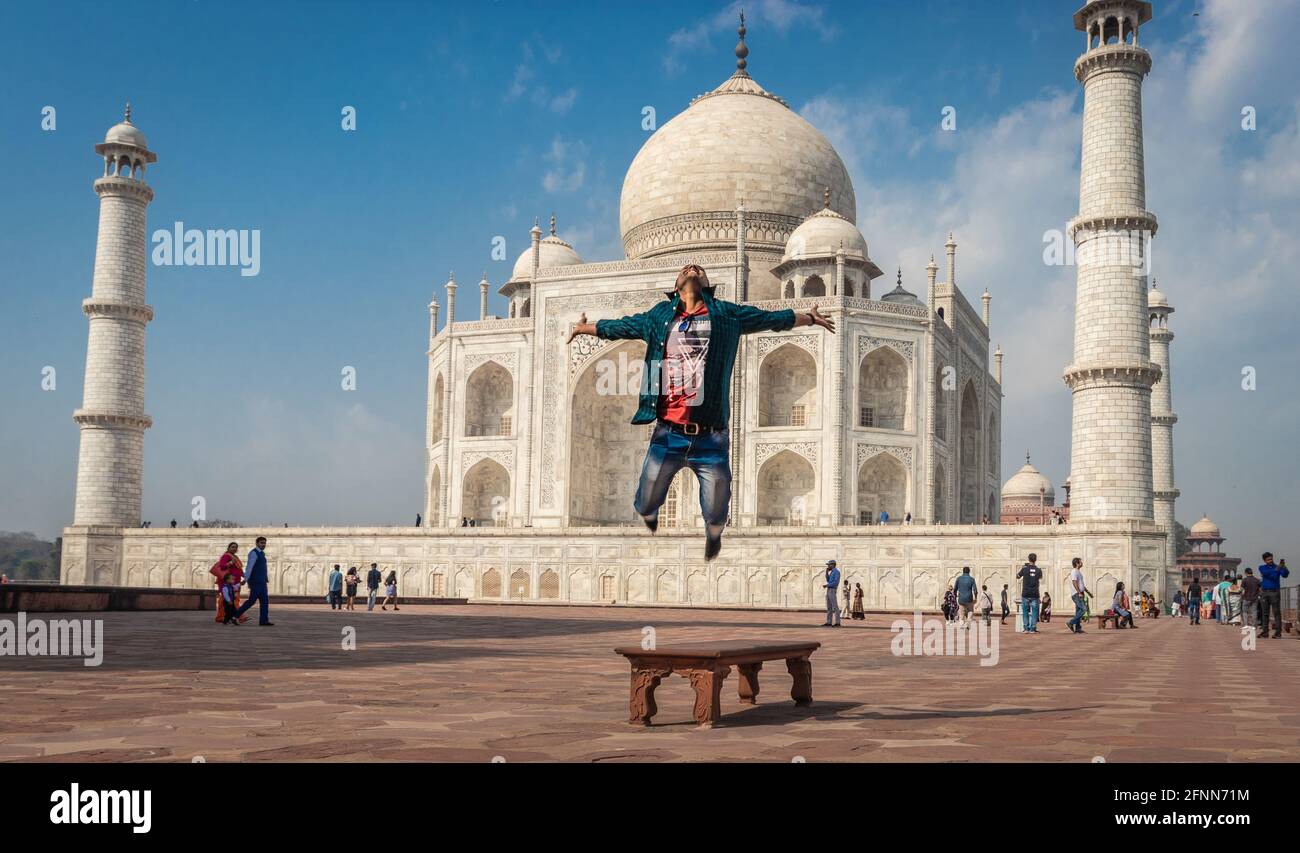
[213,542,246,624]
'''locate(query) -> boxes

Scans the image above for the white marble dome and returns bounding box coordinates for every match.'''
[783,205,868,263]
[1002,456,1055,502]
[104,120,148,149]
[1189,515,1221,538]
[510,231,583,281]
[619,71,855,259]
[1148,285,1169,309]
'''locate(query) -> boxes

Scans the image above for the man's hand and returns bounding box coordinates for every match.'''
[795,305,836,334]
[567,313,595,345]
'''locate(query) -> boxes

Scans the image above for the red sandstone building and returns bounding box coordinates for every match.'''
[1178,515,1241,586]
[999,455,1070,525]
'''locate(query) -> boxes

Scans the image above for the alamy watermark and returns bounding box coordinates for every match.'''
[152,221,260,277]
[0,612,104,666]
[890,612,999,667]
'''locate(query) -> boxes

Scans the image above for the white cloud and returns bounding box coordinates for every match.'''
[541,136,588,193]
[665,0,835,76]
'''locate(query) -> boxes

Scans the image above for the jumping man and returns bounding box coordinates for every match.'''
[567,263,834,559]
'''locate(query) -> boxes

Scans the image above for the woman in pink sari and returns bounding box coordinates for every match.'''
[212,542,246,624]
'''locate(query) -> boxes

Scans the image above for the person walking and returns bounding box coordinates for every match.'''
[328,564,344,610]
[821,560,842,627]
[1066,557,1091,634]
[942,586,958,623]
[1240,567,1260,631]
[1186,579,1202,625]
[1000,584,1010,625]
[1257,553,1290,640]
[234,536,273,626]
[1112,581,1135,628]
[842,581,852,619]
[344,567,360,611]
[1040,591,1053,623]
[211,542,247,624]
[219,573,241,626]
[1016,554,1044,634]
[381,570,400,611]
[1172,588,1184,618]
[851,582,865,620]
[954,567,978,627]
[1214,575,1233,625]
[980,585,993,626]
[566,262,835,561]
[366,562,382,612]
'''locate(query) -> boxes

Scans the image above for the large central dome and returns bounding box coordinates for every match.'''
[619,33,855,261]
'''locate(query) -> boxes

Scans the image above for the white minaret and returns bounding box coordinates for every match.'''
[1064,1,1160,522]
[1148,280,1178,575]
[72,105,157,527]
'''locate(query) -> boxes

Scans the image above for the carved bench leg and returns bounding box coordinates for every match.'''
[786,656,813,707]
[629,666,671,726]
[685,665,729,728]
[737,662,762,705]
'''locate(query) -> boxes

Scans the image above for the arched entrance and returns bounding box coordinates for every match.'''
[858,347,908,430]
[465,362,514,436]
[757,450,817,525]
[758,344,817,428]
[857,452,907,525]
[461,458,510,526]
[959,380,981,523]
[568,340,648,526]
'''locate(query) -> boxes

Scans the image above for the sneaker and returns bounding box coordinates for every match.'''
[259,622,275,627]
[820,623,832,627]
[642,514,659,535]
[704,532,722,561]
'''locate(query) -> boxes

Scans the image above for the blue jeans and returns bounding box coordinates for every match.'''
[634,423,730,537]
[367,588,378,611]
[1068,592,1086,629]
[1189,603,1200,624]
[237,581,270,624]
[1022,597,1040,632]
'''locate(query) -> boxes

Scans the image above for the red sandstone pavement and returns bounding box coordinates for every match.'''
[2,604,1299,762]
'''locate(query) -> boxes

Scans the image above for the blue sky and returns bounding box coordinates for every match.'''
[1,0,1298,565]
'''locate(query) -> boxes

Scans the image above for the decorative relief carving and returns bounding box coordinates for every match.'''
[462,449,514,471]
[857,335,914,365]
[755,333,818,362]
[462,352,518,375]
[755,441,818,468]
[856,443,913,468]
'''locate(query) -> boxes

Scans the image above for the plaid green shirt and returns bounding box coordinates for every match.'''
[594,288,796,429]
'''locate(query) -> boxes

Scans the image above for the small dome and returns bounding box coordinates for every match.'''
[1148,286,1169,309]
[1002,456,1055,502]
[1190,515,1221,538]
[511,229,583,281]
[879,270,922,306]
[105,120,148,149]
[783,204,868,263]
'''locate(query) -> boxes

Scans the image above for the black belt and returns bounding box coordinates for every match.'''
[658,420,722,436]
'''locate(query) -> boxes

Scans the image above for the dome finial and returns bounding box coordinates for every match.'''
[735,10,749,75]
[550,212,557,236]
[897,267,903,287]
[124,101,133,124]
[1026,451,1031,464]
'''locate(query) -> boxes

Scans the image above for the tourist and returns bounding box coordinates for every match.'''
[234,536,273,626]
[1226,576,1243,624]
[954,566,977,626]
[366,562,382,612]
[1214,575,1233,625]
[328,564,344,610]
[381,570,400,611]
[904,512,912,525]
[851,582,865,620]
[415,513,422,527]
[1186,579,1202,625]
[170,519,177,528]
[1112,581,1136,629]
[942,586,957,622]
[842,581,852,618]
[1171,588,1184,617]
[879,508,889,526]
[1017,554,1044,633]
[219,574,241,626]
[344,567,359,611]
[1257,553,1289,640]
[1066,557,1091,634]
[820,560,842,627]
[211,542,247,624]
[1000,584,1010,625]
[566,262,834,561]
[1040,591,1052,623]
[980,584,993,625]
[461,517,468,527]
[1240,568,1260,631]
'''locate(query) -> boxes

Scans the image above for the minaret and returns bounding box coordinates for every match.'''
[72,105,157,527]
[1148,280,1179,574]
[441,272,457,527]
[1063,1,1159,522]
[925,253,939,523]
[478,271,489,320]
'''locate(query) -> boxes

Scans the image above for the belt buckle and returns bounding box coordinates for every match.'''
[682,422,700,436]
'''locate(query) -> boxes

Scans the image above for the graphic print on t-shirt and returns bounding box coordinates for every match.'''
[660,304,711,424]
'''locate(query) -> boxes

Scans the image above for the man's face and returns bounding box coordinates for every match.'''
[256,539,266,549]
[676,264,707,298]
[1265,556,1275,565]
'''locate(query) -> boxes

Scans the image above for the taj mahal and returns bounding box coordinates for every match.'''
[61,2,1178,612]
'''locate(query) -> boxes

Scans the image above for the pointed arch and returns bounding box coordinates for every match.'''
[462,458,510,526]
[757,449,817,525]
[858,346,908,430]
[465,361,514,436]
[759,343,817,428]
[857,452,907,525]
[568,339,648,525]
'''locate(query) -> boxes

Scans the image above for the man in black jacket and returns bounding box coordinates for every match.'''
[1186,580,1202,625]
[366,562,382,612]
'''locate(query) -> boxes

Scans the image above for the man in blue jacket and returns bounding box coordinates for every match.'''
[235,536,274,626]
[568,263,834,560]
[1257,552,1289,639]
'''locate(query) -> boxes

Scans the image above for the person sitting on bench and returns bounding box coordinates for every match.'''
[1112,582,1136,629]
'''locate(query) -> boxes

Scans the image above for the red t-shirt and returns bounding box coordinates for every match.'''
[658,304,711,424]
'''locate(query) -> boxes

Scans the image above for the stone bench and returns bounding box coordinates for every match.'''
[1094,611,1118,629]
[614,640,820,728]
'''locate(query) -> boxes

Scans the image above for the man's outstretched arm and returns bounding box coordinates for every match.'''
[736,303,836,335]
[566,311,649,344]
